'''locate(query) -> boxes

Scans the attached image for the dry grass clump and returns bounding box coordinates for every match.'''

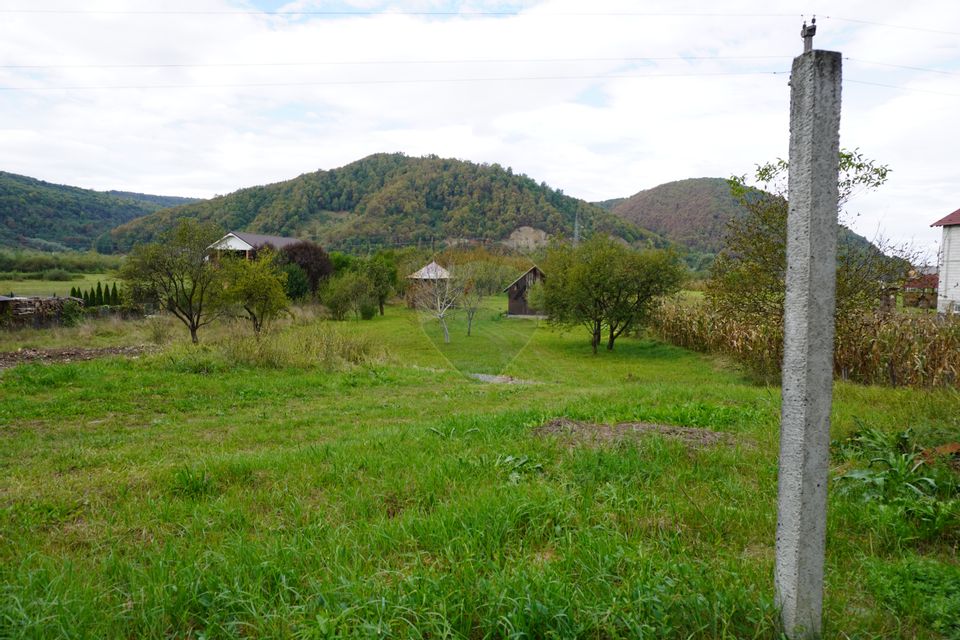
[652,299,960,388]
[169,321,384,372]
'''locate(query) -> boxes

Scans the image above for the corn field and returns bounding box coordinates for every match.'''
[652,299,960,388]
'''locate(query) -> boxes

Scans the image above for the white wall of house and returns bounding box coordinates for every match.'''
[938,225,960,313]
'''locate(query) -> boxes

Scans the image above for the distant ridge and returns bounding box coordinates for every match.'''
[0,171,197,252]
[109,153,670,253]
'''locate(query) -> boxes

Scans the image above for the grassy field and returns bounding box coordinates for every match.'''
[0,273,115,298]
[1,296,958,638]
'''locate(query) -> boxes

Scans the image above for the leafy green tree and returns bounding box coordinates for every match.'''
[362,253,399,315]
[281,263,310,301]
[323,271,376,321]
[454,261,512,336]
[710,150,910,328]
[220,250,289,336]
[120,219,225,344]
[110,283,120,305]
[95,282,104,306]
[540,236,685,353]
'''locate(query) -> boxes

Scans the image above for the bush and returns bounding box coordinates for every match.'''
[42,268,73,281]
[59,299,84,327]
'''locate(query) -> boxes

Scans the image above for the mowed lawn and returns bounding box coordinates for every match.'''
[0,273,115,298]
[1,297,958,638]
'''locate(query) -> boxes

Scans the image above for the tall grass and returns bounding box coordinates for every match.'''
[652,299,960,388]
[162,322,384,372]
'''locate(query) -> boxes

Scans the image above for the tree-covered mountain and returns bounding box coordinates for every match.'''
[0,171,198,252]
[607,178,747,254]
[104,191,198,209]
[109,153,669,253]
[606,177,879,259]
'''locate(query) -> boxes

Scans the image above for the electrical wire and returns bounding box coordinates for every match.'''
[0,70,788,92]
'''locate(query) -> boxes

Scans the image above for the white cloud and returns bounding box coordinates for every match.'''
[0,0,956,253]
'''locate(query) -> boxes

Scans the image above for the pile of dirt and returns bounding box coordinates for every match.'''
[534,417,737,449]
[0,346,150,369]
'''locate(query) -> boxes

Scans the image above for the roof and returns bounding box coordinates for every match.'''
[230,231,302,250]
[503,265,544,292]
[407,261,450,280]
[210,231,303,252]
[904,274,938,290]
[931,208,960,227]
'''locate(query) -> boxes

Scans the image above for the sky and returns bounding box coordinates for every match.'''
[1,0,958,257]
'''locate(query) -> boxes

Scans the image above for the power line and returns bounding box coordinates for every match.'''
[0,69,788,92]
[0,55,790,71]
[0,9,800,17]
[845,57,959,76]
[845,79,960,97]
[823,15,960,37]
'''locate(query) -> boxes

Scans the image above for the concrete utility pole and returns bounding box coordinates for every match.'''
[775,25,842,640]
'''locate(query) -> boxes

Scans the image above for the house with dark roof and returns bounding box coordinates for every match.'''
[932,208,960,313]
[208,231,302,258]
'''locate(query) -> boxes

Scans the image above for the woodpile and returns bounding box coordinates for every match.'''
[0,295,83,327]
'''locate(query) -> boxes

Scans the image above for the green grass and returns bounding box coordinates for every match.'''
[0,272,113,298]
[0,297,958,638]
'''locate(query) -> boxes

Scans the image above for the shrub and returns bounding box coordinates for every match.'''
[42,268,73,281]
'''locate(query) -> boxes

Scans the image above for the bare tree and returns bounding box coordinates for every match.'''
[410,276,462,343]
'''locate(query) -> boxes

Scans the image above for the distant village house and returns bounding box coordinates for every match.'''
[209,231,302,259]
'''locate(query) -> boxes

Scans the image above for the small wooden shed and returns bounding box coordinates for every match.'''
[504,266,544,316]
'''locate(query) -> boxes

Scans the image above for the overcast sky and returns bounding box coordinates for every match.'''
[1,0,957,256]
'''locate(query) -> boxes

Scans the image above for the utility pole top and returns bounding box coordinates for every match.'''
[801,16,817,52]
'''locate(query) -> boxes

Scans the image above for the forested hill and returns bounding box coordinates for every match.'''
[109,153,667,253]
[607,176,882,263]
[104,191,198,209]
[0,171,197,252]
[608,178,747,254]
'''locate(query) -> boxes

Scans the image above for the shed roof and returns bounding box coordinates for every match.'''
[407,261,450,280]
[503,265,544,292]
[931,208,960,227]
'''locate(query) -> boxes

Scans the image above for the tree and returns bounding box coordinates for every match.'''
[539,236,685,353]
[709,149,911,327]
[281,263,310,301]
[454,261,511,336]
[279,241,333,297]
[120,219,225,344]
[220,250,289,337]
[410,275,461,343]
[95,282,104,306]
[322,271,376,321]
[362,253,399,315]
[110,282,120,305]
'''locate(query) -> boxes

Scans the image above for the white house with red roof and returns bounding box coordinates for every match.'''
[932,208,960,313]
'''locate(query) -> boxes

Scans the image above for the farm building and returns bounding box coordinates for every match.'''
[407,261,450,281]
[903,269,939,309]
[932,209,960,313]
[504,266,544,316]
[405,261,451,308]
[209,231,302,259]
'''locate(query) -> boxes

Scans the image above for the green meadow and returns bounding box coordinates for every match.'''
[1,296,958,638]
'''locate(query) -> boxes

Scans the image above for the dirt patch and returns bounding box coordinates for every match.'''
[0,346,151,370]
[534,417,737,449]
[468,373,536,385]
